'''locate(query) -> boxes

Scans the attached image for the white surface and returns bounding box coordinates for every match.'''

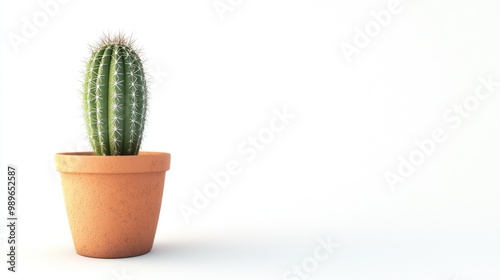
[1,0,500,279]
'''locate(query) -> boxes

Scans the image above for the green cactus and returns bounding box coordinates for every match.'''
[82,34,148,155]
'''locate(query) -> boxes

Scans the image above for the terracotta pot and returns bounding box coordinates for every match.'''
[55,151,171,258]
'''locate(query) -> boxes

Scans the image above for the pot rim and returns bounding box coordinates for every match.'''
[55,151,170,174]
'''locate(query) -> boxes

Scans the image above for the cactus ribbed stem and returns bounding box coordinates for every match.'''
[82,35,148,156]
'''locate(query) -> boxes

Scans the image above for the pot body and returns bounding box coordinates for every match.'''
[55,152,170,258]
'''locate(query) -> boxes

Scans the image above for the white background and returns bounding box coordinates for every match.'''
[1,0,500,279]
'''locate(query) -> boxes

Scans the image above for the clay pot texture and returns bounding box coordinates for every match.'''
[55,151,170,258]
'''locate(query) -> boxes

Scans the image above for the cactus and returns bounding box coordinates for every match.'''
[82,34,148,155]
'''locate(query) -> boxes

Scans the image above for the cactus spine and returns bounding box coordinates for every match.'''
[83,35,147,155]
